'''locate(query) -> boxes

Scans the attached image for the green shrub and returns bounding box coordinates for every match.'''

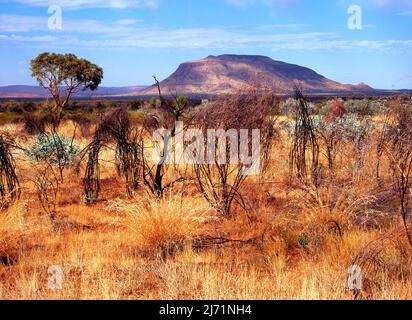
[298,234,309,249]
[27,133,79,166]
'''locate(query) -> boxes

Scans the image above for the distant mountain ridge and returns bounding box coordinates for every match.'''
[0,85,147,99]
[139,54,375,96]
[2,55,412,99]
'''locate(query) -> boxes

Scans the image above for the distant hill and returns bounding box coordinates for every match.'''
[0,85,148,99]
[2,55,412,99]
[138,54,376,96]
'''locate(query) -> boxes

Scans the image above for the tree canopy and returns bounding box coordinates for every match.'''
[30,52,103,128]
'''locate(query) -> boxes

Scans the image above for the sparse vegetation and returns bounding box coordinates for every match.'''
[0,92,411,300]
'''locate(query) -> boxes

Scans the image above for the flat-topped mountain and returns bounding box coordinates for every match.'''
[139,54,374,96]
[5,55,406,99]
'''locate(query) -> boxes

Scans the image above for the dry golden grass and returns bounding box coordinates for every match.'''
[107,193,213,258]
[0,120,411,300]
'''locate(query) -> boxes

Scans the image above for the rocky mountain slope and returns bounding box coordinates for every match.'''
[139,54,374,96]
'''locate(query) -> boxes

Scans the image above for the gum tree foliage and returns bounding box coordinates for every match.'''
[30,52,103,128]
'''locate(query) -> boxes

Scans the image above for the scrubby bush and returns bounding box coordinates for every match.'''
[22,113,45,135]
[149,97,158,109]
[280,98,316,116]
[27,133,79,166]
[344,98,386,116]
[194,90,278,216]
[129,100,142,111]
[64,113,93,138]
[7,102,37,114]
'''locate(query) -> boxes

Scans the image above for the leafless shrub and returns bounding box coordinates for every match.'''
[83,130,103,203]
[22,112,45,135]
[22,109,61,136]
[0,134,20,210]
[193,89,278,216]
[82,107,142,200]
[115,129,142,197]
[351,225,412,299]
[32,162,60,217]
[140,77,191,197]
[378,98,412,246]
[289,90,373,224]
[318,101,371,179]
[64,113,92,138]
[101,107,142,197]
[193,157,247,217]
[289,86,321,189]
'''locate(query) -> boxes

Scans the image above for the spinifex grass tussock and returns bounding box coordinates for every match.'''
[107,192,214,259]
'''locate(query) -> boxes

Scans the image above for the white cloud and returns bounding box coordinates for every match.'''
[370,0,412,7]
[1,20,412,52]
[255,24,309,30]
[226,0,297,9]
[340,0,412,9]
[0,34,59,42]
[0,15,336,49]
[7,0,158,10]
[1,13,411,52]
[0,14,141,34]
[271,39,412,50]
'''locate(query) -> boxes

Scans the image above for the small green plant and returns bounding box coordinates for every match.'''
[298,234,310,249]
[27,133,79,167]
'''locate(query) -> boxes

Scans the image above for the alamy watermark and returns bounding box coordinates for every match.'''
[48,265,63,290]
[48,5,62,30]
[151,121,261,176]
[347,265,363,290]
[348,5,363,30]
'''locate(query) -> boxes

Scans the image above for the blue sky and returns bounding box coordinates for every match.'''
[1,0,412,89]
